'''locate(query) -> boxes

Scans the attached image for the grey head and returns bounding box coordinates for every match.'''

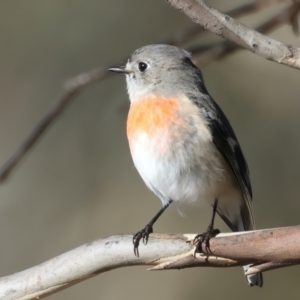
[109,44,207,102]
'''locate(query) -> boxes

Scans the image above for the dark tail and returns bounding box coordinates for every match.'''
[243,265,263,287]
[218,202,263,287]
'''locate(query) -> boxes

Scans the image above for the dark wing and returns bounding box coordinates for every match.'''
[181,57,254,230]
[207,101,254,230]
[210,100,252,198]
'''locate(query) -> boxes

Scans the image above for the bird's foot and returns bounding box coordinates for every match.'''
[193,228,220,256]
[133,223,153,257]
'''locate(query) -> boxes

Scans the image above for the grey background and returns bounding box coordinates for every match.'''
[0,0,299,299]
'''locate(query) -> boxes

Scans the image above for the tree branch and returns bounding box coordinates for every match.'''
[0,67,109,182]
[1,226,300,300]
[166,0,300,69]
[164,0,278,46]
[191,2,300,66]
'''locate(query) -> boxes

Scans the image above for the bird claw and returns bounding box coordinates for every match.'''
[193,228,220,256]
[133,223,153,257]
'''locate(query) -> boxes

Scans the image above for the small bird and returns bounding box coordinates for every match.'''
[109,44,263,287]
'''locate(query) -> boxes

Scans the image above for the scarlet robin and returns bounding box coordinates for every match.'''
[109,44,263,287]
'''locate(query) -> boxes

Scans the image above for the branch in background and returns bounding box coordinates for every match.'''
[164,0,278,45]
[166,0,300,69]
[0,68,109,182]
[0,0,298,183]
[191,2,300,66]
[1,226,300,300]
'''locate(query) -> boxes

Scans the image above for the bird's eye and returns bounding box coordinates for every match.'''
[138,62,148,72]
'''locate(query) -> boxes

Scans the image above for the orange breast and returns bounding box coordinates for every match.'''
[127,95,180,139]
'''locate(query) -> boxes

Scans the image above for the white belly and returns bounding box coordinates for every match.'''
[129,130,239,209]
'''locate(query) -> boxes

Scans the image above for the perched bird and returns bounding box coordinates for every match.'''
[109,44,263,287]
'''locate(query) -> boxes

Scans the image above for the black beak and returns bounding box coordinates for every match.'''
[108,66,130,74]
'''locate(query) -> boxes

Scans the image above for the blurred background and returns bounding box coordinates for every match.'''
[0,0,299,299]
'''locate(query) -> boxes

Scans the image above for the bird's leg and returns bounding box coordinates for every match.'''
[193,199,220,255]
[133,199,173,257]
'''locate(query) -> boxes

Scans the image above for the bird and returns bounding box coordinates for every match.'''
[109,44,263,287]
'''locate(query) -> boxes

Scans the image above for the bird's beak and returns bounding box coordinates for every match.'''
[108,66,130,74]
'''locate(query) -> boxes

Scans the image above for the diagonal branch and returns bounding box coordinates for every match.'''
[0,67,109,182]
[0,226,300,300]
[166,0,300,69]
[164,0,278,46]
[191,2,300,66]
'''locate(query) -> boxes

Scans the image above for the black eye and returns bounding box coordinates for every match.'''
[138,62,148,72]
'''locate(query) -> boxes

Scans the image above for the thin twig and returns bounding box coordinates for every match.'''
[0,68,109,182]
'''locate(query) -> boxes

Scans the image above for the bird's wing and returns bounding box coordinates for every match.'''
[205,98,255,230]
[181,57,254,230]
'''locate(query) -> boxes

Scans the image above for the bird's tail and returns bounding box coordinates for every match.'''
[238,205,263,287]
[218,203,263,287]
[243,264,263,287]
